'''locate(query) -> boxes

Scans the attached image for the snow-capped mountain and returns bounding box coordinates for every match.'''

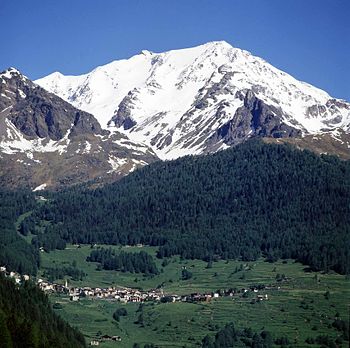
[36,41,350,160]
[0,68,158,189]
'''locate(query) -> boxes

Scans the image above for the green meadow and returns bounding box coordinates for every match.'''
[41,245,349,347]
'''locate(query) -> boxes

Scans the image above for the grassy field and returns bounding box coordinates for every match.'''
[41,245,350,348]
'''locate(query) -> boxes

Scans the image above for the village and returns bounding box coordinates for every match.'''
[1,265,281,346]
[0,265,273,304]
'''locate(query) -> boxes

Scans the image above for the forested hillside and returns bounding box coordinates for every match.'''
[0,190,39,275]
[0,274,86,347]
[29,140,350,274]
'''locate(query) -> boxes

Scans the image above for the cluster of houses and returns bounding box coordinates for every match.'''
[0,266,30,284]
[0,266,272,305]
[33,276,272,305]
[66,284,164,303]
[42,281,271,305]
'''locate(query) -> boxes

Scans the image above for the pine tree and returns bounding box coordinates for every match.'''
[0,310,12,348]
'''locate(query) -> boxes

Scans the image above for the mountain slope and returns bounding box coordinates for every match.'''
[0,273,86,347]
[30,141,350,274]
[0,189,39,275]
[0,68,158,189]
[36,41,350,159]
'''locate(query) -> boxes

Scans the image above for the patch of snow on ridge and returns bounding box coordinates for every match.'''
[18,89,26,98]
[115,139,149,152]
[0,119,71,155]
[128,158,149,173]
[107,156,128,173]
[0,67,28,82]
[82,141,92,154]
[1,93,11,100]
[33,183,47,192]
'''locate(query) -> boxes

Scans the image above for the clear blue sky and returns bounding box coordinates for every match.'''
[1,0,349,100]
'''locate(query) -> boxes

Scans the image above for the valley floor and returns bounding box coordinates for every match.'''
[40,245,349,348]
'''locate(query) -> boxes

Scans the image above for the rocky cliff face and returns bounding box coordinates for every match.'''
[1,68,103,140]
[36,41,350,160]
[0,68,158,189]
[208,90,302,147]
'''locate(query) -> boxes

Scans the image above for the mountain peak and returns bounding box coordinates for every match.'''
[1,67,24,79]
[49,71,64,78]
[140,49,154,56]
[35,43,350,160]
[203,40,232,48]
[4,67,21,73]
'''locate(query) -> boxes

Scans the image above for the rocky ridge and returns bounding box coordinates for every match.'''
[0,68,158,189]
